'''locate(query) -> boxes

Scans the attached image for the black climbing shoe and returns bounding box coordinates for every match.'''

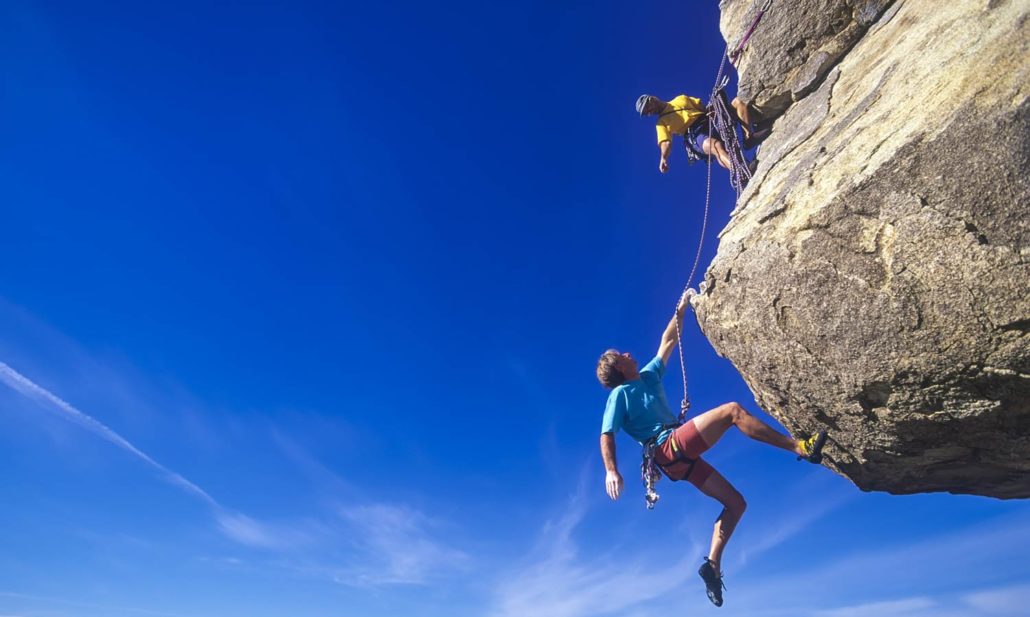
[798,430,828,464]
[698,558,726,607]
[743,126,772,150]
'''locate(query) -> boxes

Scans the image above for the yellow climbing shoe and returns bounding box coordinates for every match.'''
[798,430,828,464]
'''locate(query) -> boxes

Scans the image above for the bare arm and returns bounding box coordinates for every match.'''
[600,432,623,500]
[659,140,671,173]
[657,292,690,364]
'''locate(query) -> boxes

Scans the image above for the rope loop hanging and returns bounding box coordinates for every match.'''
[641,0,774,510]
[673,0,771,433]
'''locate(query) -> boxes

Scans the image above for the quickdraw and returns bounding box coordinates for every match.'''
[729,0,774,65]
[641,439,662,509]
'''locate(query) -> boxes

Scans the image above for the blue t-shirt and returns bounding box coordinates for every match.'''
[600,356,679,445]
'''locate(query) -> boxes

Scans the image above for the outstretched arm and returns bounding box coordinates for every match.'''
[659,140,671,173]
[600,432,623,500]
[657,291,691,364]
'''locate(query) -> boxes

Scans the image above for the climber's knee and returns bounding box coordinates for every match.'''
[726,402,750,425]
[730,493,747,517]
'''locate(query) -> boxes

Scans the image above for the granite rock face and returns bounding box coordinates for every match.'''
[695,0,1030,498]
[720,0,895,120]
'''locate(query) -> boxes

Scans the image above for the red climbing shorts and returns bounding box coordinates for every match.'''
[654,419,715,489]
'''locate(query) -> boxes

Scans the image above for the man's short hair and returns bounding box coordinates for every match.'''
[596,349,626,389]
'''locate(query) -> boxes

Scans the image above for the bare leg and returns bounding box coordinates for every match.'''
[731,97,752,137]
[702,138,733,171]
[697,468,747,571]
[692,402,803,455]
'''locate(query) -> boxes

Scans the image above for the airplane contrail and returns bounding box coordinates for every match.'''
[0,361,219,508]
[1,361,293,549]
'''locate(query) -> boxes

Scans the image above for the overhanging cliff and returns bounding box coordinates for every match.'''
[695,0,1030,498]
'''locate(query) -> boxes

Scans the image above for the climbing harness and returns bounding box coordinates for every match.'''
[640,423,702,509]
[681,91,752,198]
[679,66,753,193]
[639,1,773,509]
[668,434,699,481]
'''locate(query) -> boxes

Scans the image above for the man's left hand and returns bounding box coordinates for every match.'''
[677,289,692,314]
[605,470,624,501]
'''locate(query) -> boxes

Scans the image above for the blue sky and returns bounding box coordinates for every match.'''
[1,1,1028,616]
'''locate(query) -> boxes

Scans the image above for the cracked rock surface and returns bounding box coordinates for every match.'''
[720,0,895,121]
[696,0,1030,498]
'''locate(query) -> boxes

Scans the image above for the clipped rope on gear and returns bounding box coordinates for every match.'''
[708,55,752,196]
[719,0,773,192]
[710,80,753,195]
[729,0,774,65]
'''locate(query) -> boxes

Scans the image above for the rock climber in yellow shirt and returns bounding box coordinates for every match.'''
[636,94,767,174]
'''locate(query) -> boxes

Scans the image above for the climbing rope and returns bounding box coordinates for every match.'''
[711,81,753,195]
[672,137,713,422]
[719,0,773,193]
[709,48,753,196]
[641,0,772,510]
[641,98,715,511]
[669,50,749,420]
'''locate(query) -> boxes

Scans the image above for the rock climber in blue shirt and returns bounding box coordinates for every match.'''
[597,293,827,607]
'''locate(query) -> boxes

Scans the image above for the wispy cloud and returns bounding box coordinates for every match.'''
[334,503,471,586]
[1,359,469,588]
[724,511,1030,616]
[490,462,1030,617]
[811,583,1030,617]
[0,362,218,507]
[0,361,293,550]
[962,583,1030,615]
[815,596,942,617]
[1,362,219,506]
[489,473,703,617]
[735,471,856,568]
[214,512,316,551]
[0,590,185,617]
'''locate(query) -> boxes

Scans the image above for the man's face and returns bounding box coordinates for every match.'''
[643,96,662,115]
[616,351,638,375]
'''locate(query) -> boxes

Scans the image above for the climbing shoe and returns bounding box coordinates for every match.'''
[747,158,759,176]
[698,558,726,607]
[797,430,828,464]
